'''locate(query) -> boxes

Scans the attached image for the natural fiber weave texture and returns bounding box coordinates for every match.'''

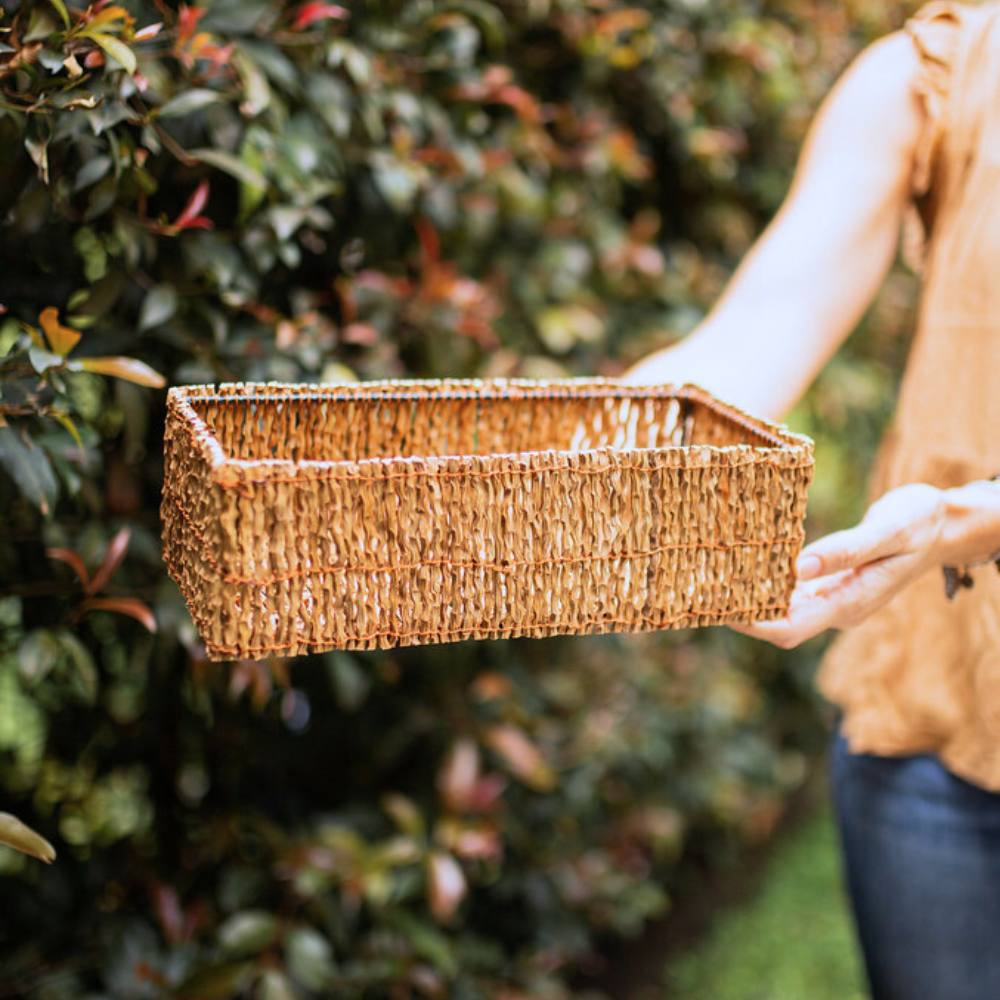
[162,380,813,660]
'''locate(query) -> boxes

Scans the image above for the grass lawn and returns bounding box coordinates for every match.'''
[664,806,868,1000]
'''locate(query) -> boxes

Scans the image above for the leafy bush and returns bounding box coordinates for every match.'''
[0,1,918,996]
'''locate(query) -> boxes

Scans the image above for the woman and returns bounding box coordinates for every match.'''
[624,4,1000,998]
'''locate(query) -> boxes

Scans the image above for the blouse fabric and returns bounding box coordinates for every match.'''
[817,0,1000,791]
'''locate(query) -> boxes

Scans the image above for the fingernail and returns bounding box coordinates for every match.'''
[797,554,821,580]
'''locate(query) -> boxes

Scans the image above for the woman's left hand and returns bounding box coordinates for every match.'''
[732,483,946,648]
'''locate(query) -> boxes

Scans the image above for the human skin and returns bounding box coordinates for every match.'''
[621,31,1000,647]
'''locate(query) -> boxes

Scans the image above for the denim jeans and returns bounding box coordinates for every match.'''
[830,729,1000,1000]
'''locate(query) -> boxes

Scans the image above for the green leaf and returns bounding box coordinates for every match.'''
[0,426,59,515]
[52,411,84,453]
[370,155,421,213]
[324,652,371,711]
[45,0,71,29]
[0,813,56,864]
[25,126,51,186]
[91,33,137,75]
[28,344,64,374]
[381,793,424,839]
[24,9,57,42]
[268,206,308,242]
[285,928,336,991]
[58,631,98,705]
[73,356,166,388]
[37,47,67,72]
[217,910,279,958]
[74,155,114,191]
[190,148,267,191]
[259,970,301,1000]
[158,88,223,118]
[233,49,272,117]
[0,667,46,776]
[73,226,110,283]
[440,0,506,53]
[173,964,255,1000]
[236,142,268,219]
[18,631,60,685]
[387,911,457,975]
[307,75,351,138]
[138,285,178,331]
[536,305,606,354]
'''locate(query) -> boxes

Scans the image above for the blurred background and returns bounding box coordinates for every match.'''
[0,1,923,997]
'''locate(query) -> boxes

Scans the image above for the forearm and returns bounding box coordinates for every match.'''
[621,304,830,423]
[624,32,922,422]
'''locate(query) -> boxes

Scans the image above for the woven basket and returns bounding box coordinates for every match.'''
[162,380,813,660]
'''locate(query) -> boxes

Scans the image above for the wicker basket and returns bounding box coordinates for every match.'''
[162,380,813,660]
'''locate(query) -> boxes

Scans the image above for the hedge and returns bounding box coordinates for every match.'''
[0,1,916,997]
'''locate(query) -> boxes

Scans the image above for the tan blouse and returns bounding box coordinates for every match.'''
[818,0,1000,790]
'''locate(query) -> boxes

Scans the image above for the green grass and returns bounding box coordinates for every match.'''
[664,807,868,1000]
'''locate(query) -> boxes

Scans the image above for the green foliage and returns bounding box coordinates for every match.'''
[0,0,917,996]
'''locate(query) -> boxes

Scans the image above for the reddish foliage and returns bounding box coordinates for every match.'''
[291,2,349,30]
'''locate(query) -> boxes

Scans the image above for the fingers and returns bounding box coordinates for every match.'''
[797,484,945,581]
[731,565,892,648]
[736,484,948,648]
[729,573,847,647]
[795,520,900,581]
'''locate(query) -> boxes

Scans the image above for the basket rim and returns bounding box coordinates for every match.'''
[166,378,814,487]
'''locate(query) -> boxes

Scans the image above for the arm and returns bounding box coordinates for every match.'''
[622,32,925,421]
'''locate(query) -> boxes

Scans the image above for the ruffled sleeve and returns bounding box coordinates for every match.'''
[905,2,961,197]
[902,3,963,270]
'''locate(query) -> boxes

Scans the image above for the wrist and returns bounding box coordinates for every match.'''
[936,479,1000,567]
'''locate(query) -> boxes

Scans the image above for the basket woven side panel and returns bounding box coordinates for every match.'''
[164,445,810,659]
[161,407,233,653]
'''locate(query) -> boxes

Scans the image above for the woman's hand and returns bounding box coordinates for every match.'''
[732,483,946,648]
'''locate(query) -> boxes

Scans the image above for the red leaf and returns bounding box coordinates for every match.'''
[483,725,556,792]
[341,322,379,346]
[495,85,540,123]
[176,5,206,45]
[426,852,466,923]
[414,216,440,265]
[46,547,90,589]
[88,527,131,596]
[151,883,184,945]
[133,22,163,41]
[80,597,157,633]
[174,180,212,231]
[437,739,480,813]
[292,2,349,30]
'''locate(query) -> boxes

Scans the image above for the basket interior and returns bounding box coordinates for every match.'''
[188,390,784,464]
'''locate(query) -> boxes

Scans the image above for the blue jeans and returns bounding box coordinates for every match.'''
[830,729,1000,1000]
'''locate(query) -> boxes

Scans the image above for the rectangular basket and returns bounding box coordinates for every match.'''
[162,380,813,660]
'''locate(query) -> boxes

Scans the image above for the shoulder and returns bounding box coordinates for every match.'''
[812,32,924,164]
[847,31,923,101]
